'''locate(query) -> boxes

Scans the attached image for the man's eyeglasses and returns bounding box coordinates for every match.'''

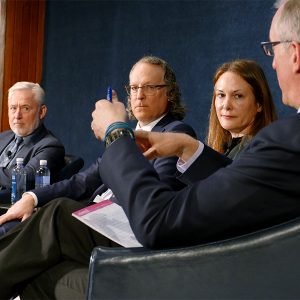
[125,84,169,96]
[261,41,292,56]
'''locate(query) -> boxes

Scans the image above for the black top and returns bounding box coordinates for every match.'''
[223,137,243,157]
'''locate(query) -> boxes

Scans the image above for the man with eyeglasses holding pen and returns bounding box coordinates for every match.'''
[0,57,196,298]
[0,56,196,236]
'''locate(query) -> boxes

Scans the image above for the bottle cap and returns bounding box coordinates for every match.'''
[40,160,47,165]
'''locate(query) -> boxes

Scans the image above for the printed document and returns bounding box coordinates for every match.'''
[72,196,142,248]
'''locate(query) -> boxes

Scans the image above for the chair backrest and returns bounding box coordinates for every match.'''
[57,154,84,181]
[87,216,300,299]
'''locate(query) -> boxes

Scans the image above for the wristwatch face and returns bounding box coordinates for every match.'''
[105,128,134,147]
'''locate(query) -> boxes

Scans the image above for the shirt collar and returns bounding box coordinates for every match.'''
[135,114,166,132]
[17,124,43,144]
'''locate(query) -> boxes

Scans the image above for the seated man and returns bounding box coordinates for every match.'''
[0,55,196,235]
[0,81,65,198]
[0,81,65,231]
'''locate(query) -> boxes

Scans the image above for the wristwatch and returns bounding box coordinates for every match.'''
[105,128,135,148]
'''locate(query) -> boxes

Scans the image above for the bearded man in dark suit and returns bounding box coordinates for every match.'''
[0,81,65,201]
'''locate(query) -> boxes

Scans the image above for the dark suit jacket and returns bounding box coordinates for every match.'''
[0,124,65,192]
[99,114,300,249]
[35,114,196,206]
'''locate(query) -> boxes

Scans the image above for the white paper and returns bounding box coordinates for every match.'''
[72,197,142,248]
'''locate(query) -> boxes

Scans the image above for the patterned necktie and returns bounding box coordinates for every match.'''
[0,136,24,168]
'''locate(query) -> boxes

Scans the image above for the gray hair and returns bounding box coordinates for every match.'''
[274,0,300,43]
[8,81,45,105]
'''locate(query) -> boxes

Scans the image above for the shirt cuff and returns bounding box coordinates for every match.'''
[177,141,204,173]
[23,191,38,207]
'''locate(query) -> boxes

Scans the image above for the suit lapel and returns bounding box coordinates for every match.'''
[152,114,176,133]
[0,132,14,154]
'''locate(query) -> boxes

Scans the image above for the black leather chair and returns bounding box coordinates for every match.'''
[56,154,84,181]
[87,216,300,299]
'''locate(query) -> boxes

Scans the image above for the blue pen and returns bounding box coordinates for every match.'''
[106,86,112,102]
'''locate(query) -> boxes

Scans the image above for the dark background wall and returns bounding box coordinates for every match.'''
[41,0,294,169]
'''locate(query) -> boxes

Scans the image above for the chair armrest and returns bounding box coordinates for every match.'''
[87,217,300,299]
[0,189,11,206]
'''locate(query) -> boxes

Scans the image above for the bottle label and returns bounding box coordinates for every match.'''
[11,174,17,204]
[11,173,26,204]
[35,175,50,189]
[43,176,50,186]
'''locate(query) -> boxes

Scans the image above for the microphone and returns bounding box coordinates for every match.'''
[6,150,12,159]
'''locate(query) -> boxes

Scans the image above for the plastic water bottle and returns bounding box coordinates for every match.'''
[11,157,27,204]
[35,160,51,189]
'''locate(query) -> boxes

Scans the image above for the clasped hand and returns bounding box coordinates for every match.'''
[0,195,36,225]
[91,90,127,140]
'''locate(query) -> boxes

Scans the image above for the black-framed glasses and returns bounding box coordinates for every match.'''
[125,84,169,96]
[261,40,292,56]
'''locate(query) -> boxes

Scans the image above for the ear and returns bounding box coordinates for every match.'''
[39,104,47,120]
[291,41,300,73]
[257,103,262,112]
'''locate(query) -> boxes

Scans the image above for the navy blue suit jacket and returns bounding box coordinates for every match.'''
[99,114,300,249]
[35,114,196,206]
[0,124,65,191]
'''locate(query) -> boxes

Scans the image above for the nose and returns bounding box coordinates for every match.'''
[14,108,22,118]
[222,96,232,110]
[136,86,146,99]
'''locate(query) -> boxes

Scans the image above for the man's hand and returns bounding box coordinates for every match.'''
[135,131,199,161]
[91,90,128,140]
[0,194,36,225]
